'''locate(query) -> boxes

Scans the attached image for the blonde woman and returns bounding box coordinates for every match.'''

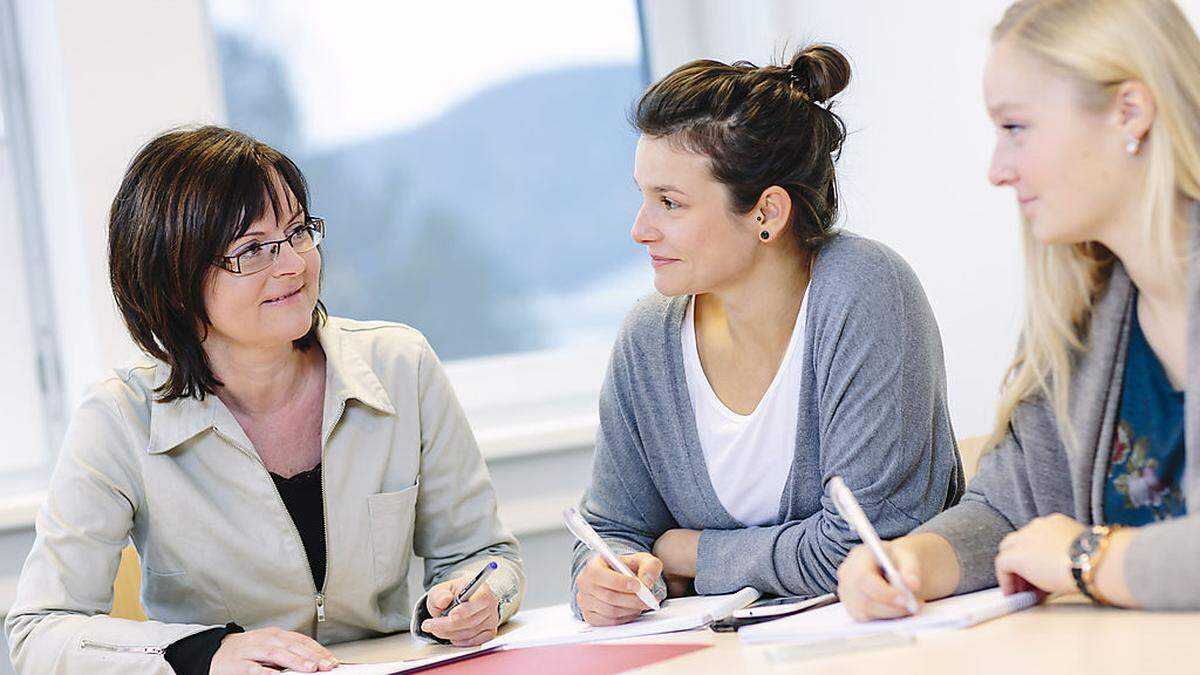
[838,0,1198,617]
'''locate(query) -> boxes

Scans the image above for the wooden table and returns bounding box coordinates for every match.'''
[330,596,1200,674]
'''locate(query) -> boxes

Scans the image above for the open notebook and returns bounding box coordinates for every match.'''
[489,587,760,649]
[739,588,1039,644]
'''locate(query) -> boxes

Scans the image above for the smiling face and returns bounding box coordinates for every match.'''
[984,41,1144,245]
[203,177,322,351]
[631,135,763,297]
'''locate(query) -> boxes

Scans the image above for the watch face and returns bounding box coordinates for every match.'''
[1070,528,1105,564]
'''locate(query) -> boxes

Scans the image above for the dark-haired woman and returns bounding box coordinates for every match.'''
[4,127,523,674]
[570,46,965,625]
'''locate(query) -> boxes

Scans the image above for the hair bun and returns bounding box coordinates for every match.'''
[789,44,851,103]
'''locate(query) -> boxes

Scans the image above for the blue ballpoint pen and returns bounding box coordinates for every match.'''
[445,561,499,614]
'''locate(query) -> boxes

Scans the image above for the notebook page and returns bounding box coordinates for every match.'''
[491,588,760,649]
[740,588,1038,644]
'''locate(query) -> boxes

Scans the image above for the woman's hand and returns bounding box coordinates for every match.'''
[994,513,1084,597]
[575,552,662,626]
[652,529,700,578]
[836,532,961,622]
[836,539,925,621]
[421,577,501,646]
[210,627,337,674]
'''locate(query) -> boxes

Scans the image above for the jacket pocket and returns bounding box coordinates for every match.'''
[367,482,420,593]
[141,568,232,625]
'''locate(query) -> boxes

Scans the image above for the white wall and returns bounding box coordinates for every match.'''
[642,0,1200,438]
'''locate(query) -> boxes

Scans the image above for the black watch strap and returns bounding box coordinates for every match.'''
[1071,564,1099,602]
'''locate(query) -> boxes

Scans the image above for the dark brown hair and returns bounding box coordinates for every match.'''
[108,125,326,402]
[634,44,852,249]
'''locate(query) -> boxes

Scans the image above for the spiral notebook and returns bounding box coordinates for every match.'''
[739,588,1039,644]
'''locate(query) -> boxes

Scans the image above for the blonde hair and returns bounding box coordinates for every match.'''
[987,0,1200,451]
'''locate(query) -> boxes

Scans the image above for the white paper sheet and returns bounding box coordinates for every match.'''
[489,587,760,649]
[739,588,1039,644]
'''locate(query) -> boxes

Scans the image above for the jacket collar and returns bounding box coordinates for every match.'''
[147,319,395,455]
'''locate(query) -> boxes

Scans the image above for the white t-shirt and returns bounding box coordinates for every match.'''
[681,294,808,527]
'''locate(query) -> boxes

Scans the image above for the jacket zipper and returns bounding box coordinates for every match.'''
[314,398,346,629]
[213,428,324,617]
[79,638,164,655]
[258,461,327,630]
[216,395,345,634]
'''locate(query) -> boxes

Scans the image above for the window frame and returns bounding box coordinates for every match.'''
[0,0,66,501]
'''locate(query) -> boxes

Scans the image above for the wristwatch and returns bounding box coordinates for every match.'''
[1069,525,1114,604]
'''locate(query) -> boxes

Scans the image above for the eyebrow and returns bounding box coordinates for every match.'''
[236,208,305,240]
[987,102,1024,117]
[633,178,687,195]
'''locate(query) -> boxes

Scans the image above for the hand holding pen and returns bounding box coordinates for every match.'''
[830,476,925,621]
[565,507,664,627]
[422,562,501,646]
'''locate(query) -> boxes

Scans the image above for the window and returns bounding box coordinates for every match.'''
[206,2,650,365]
[0,0,64,496]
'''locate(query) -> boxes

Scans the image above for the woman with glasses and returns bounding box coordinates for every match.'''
[4,126,523,675]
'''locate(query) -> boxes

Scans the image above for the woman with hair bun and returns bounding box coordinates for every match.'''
[570,45,965,626]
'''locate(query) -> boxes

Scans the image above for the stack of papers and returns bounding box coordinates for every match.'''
[739,588,1039,644]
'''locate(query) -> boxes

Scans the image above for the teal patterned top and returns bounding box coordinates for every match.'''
[1103,297,1186,525]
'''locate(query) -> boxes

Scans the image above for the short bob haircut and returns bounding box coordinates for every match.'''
[108,125,326,403]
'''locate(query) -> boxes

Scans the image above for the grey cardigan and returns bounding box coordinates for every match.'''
[917,233,1200,610]
[572,233,965,607]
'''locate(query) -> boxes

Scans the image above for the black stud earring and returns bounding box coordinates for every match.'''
[756,215,762,222]
[760,230,770,240]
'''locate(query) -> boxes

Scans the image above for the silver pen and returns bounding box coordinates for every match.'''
[446,561,499,614]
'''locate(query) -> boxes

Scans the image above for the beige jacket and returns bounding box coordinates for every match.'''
[4,318,524,674]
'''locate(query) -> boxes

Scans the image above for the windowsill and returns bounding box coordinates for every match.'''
[476,413,598,460]
[0,491,42,534]
[446,344,607,462]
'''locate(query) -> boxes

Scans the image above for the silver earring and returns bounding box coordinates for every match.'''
[1126,136,1141,155]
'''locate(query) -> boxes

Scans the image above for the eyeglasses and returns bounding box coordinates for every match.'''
[215,217,325,275]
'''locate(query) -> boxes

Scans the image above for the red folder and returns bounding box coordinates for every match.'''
[409,643,710,674]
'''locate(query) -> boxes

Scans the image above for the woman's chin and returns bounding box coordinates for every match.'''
[267,308,317,343]
[651,276,691,298]
[1026,216,1093,247]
